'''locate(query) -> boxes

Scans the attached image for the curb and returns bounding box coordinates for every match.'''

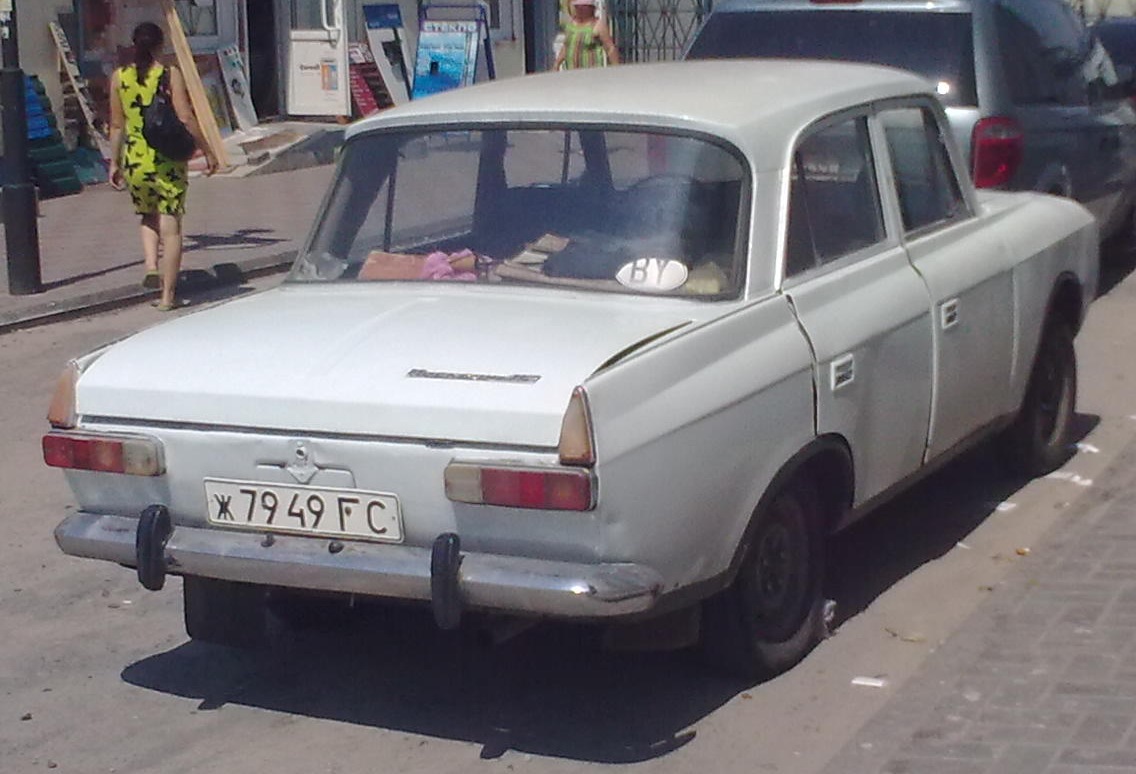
[0,250,296,335]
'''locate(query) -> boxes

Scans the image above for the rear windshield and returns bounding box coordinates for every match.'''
[686,10,978,107]
[292,128,748,299]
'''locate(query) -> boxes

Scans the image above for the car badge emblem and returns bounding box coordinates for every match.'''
[285,440,319,484]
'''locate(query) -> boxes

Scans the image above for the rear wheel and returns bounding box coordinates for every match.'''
[999,322,1077,477]
[700,480,826,679]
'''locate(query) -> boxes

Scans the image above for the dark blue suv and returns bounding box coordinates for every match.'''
[685,0,1136,242]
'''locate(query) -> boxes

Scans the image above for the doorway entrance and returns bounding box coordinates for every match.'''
[246,0,281,117]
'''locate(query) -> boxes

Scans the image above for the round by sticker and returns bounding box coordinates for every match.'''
[615,257,689,292]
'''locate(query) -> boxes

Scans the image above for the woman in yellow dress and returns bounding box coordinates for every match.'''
[108,22,217,310]
[555,0,620,70]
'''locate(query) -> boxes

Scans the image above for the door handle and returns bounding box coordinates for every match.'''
[321,0,342,34]
[940,298,960,330]
[830,354,855,391]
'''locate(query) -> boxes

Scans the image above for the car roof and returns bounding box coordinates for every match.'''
[347,61,933,171]
[706,0,973,12]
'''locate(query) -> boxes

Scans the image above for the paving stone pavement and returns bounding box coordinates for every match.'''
[823,436,1136,774]
[0,164,335,332]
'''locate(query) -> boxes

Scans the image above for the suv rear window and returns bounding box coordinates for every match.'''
[686,10,978,107]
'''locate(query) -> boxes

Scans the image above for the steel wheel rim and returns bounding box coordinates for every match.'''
[749,498,811,641]
[1035,344,1067,442]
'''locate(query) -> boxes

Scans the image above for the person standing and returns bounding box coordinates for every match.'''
[555,0,620,70]
[108,22,217,311]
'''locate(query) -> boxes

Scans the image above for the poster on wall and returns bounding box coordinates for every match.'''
[288,33,350,116]
[411,21,480,99]
[217,44,258,131]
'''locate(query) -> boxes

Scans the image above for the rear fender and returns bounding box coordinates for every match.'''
[719,435,854,590]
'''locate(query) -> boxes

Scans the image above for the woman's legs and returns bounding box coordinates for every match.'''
[140,213,160,274]
[158,213,183,306]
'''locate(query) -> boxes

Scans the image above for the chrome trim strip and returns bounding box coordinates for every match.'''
[77,417,555,454]
[407,369,541,384]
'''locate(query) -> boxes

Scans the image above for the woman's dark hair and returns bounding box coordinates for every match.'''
[132,22,164,78]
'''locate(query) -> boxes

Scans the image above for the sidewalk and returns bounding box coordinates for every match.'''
[823,435,1136,774]
[0,162,336,332]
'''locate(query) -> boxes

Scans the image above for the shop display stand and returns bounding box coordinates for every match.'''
[347,43,394,118]
[23,76,83,198]
[418,3,496,81]
[48,19,111,162]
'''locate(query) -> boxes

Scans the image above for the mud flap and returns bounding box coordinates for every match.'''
[430,532,463,630]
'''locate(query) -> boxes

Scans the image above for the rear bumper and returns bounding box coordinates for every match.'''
[54,512,663,619]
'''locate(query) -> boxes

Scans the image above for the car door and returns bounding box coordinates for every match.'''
[877,102,1016,461]
[782,112,934,504]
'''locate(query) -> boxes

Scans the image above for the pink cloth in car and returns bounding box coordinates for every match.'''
[420,250,477,281]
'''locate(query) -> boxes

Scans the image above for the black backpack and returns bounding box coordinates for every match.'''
[142,69,197,162]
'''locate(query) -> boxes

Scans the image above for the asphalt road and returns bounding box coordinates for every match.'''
[5,253,1136,774]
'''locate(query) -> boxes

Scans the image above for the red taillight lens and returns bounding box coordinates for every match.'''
[445,463,594,511]
[42,432,164,476]
[971,117,1023,189]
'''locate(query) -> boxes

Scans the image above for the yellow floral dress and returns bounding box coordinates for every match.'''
[116,64,189,215]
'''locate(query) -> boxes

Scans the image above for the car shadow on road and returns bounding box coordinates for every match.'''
[123,610,723,763]
[119,416,1100,764]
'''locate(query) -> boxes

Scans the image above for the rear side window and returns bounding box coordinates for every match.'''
[687,10,978,107]
[1096,22,1136,70]
[881,107,967,234]
[994,0,1092,105]
[785,116,885,277]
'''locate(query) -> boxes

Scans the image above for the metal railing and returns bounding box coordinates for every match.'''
[609,0,712,63]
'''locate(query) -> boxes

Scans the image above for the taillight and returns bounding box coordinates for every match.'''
[445,463,594,510]
[971,116,1023,188]
[42,432,165,476]
[558,387,596,466]
[47,361,80,429]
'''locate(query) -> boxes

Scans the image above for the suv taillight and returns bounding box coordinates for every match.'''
[971,117,1023,189]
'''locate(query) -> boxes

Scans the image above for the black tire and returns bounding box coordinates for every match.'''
[700,481,826,679]
[183,576,274,649]
[999,322,1077,478]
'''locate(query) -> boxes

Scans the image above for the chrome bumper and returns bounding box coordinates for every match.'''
[54,512,663,618]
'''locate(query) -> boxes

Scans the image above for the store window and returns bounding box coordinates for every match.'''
[175,0,219,37]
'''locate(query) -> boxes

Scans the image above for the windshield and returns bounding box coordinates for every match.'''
[292,128,748,298]
[686,10,978,107]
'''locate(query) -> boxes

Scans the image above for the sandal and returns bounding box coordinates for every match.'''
[142,270,160,290]
[151,299,187,312]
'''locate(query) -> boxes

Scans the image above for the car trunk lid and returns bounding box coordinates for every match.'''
[76,286,699,447]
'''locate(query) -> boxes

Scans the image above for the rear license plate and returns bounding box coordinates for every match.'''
[204,478,403,543]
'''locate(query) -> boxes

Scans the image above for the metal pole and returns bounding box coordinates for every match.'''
[1,0,42,295]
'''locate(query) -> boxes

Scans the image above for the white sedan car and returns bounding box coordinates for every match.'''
[46,61,1097,677]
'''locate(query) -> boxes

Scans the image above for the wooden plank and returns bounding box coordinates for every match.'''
[159,0,229,168]
[48,20,111,161]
